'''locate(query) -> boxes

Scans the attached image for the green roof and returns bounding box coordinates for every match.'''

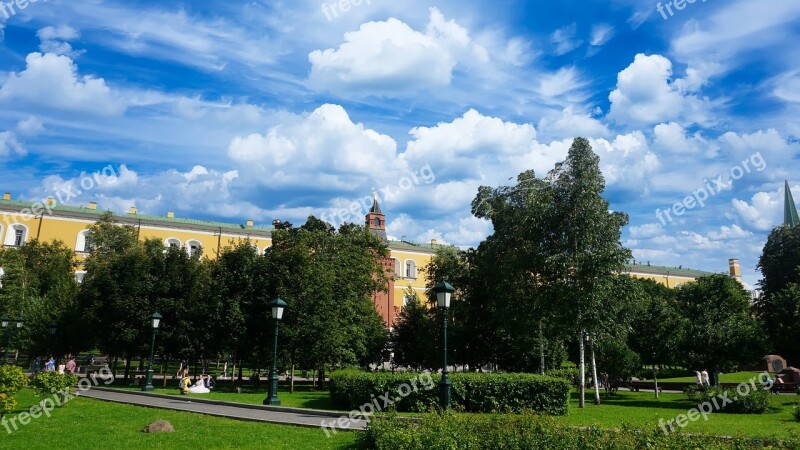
[624,263,712,278]
[0,198,273,234]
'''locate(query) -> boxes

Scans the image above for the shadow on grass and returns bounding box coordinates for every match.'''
[570,391,697,411]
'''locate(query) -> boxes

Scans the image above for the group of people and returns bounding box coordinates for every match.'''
[32,356,79,374]
[178,370,216,395]
[694,369,711,386]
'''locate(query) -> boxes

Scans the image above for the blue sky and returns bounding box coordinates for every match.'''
[1,0,799,287]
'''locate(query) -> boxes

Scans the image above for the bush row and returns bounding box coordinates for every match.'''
[329,370,570,415]
[361,412,799,450]
[684,386,770,414]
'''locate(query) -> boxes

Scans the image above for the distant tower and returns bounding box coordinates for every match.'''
[365,194,395,327]
[784,180,799,227]
[365,194,387,241]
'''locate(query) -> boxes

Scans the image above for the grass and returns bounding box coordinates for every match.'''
[1,389,357,449]
[560,390,800,440]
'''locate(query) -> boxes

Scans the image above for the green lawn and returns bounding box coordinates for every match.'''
[560,390,800,440]
[1,389,356,449]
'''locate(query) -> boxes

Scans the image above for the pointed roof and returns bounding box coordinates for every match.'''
[785,180,799,227]
[369,194,383,215]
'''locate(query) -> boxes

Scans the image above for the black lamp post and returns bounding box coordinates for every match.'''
[1,315,9,362]
[49,321,57,337]
[263,298,287,406]
[142,312,162,392]
[434,281,455,409]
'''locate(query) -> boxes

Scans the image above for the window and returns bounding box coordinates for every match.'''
[186,240,202,257]
[165,238,182,249]
[405,260,417,279]
[3,224,28,247]
[393,258,401,277]
[373,217,381,227]
[76,231,94,253]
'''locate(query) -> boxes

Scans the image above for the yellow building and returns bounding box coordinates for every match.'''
[1,191,739,326]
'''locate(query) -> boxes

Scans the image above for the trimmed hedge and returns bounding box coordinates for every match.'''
[329,370,570,415]
[696,387,770,414]
[361,412,799,449]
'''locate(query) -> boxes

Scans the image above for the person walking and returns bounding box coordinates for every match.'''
[701,369,710,387]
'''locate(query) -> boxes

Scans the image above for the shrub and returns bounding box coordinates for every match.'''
[360,412,797,450]
[329,370,570,415]
[696,386,770,414]
[544,368,580,386]
[30,372,79,406]
[0,365,28,417]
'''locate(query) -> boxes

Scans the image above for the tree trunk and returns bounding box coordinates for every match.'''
[317,369,325,390]
[653,369,659,399]
[579,331,586,409]
[539,322,545,376]
[123,356,132,382]
[290,363,295,394]
[590,336,600,405]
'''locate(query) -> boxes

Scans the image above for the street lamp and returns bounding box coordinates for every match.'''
[142,312,162,392]
[49,321,57,336]
[263,298,287,406]
[2,316,23,364]
[434,281,455,409]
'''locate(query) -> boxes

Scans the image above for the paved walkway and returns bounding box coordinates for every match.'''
[78,388,367,431]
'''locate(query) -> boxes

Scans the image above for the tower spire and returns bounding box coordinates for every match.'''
[784,180,799,227]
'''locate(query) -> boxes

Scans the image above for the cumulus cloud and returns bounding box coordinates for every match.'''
[652,122,710,155]
[308,8,489,96]
[608,54,710,126]
[0,53,126,115]
[538,107,610,140]
[228,104,399,188]
[37,25,83,57]
[731,186,791,231]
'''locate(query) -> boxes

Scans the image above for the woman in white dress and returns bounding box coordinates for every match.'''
[188,376,211,394]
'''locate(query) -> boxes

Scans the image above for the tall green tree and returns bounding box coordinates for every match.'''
[676,274,764,385]
[756,225,800,363]
[628,278,684,369]
[546,137,631,406]
[78,213,155,379]
[265,217,389,385]
[0,240,79,356]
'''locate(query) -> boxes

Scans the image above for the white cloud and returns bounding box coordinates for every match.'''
[15,116,45,136]
[629,223,663,239]
[0,53,125,115]
[551,23,582,56]
[0,131,25,157]
[228,104,399,188]
[608,54,710,126]
[308,8,488,96]
[37,26,83,57]
[731,186,791,231]
[590,24,614,46]
[653,122,709,154]
[538,107,610,140]
[773,71,800,103]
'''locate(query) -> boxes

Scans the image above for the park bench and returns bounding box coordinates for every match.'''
[84,356,110,375]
